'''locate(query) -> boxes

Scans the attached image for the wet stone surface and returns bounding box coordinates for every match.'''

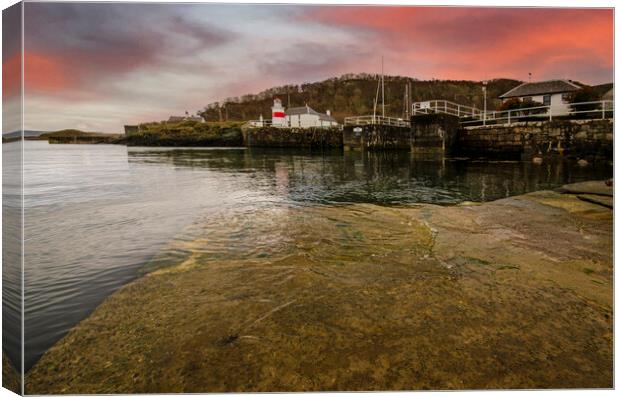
[26,188,613,393]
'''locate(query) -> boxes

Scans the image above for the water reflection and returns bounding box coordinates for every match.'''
[128,147,612,205]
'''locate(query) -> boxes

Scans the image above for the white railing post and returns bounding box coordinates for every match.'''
[508,110,511,125]
[602,102,606,120]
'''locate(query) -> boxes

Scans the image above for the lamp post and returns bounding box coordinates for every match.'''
[482,80,488,126]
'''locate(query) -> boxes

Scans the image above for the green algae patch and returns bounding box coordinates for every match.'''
[26,191,613,393]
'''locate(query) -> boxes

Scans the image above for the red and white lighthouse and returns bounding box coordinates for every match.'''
[271,98,286,126]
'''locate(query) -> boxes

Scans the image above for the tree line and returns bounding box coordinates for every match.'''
[198,74,523,122]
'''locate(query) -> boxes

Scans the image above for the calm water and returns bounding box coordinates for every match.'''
[8,140,613,370]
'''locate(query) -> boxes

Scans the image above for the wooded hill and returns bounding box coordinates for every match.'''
[198,74,523,123]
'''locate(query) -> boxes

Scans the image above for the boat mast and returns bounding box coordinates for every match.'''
[408,80,412,118]
[373,66,380,121]
[381,56,385,117]
[403,81,411,119]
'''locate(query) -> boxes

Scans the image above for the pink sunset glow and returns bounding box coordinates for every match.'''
[6,3,613,133]
[304,6,613,81]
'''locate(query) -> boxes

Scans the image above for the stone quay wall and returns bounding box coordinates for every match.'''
[236,118,612,161]
[411,114,461,157]
[343,125,411,151]
[244,127,342,148]
[457,119,613,160]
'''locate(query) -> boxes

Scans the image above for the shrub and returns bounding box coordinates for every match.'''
[568,87,600,117]
[520,98,546,115]
[499,98,521,111]
[498,98,545,115]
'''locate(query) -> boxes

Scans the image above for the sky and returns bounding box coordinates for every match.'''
[2,3,614,133]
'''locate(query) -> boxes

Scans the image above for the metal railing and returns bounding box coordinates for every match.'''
[461,100,614,126]
[344,115,410,127]
[412,99,614,126]
[412,100,483,119]
[245,119,342,130]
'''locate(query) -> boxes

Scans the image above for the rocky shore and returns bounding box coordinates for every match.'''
[26,182,613,393]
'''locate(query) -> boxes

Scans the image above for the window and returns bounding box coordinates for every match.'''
[522,96,532,102]
[543,95,551,106]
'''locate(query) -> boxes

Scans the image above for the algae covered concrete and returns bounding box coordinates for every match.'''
[26,185,613,393]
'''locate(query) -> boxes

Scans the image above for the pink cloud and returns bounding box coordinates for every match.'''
[302,7,613,83]
[19,4,614,133]
[2,53,21,97]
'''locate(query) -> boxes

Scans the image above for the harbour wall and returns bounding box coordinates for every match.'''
[342,124,411,151]
[457,119,614,160]
[232,118,612,161]
[340,116,612,160]
[411,114,460,157]
[243,127,342,148]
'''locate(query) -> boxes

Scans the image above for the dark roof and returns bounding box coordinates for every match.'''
[286,106,336,122]
[499,80,583,98]
[286,106,318,116]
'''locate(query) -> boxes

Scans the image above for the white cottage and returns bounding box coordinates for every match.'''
[499,80,583,116]
[251,99,339,128]
[285,105,338,128]
[265,98,338,128]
